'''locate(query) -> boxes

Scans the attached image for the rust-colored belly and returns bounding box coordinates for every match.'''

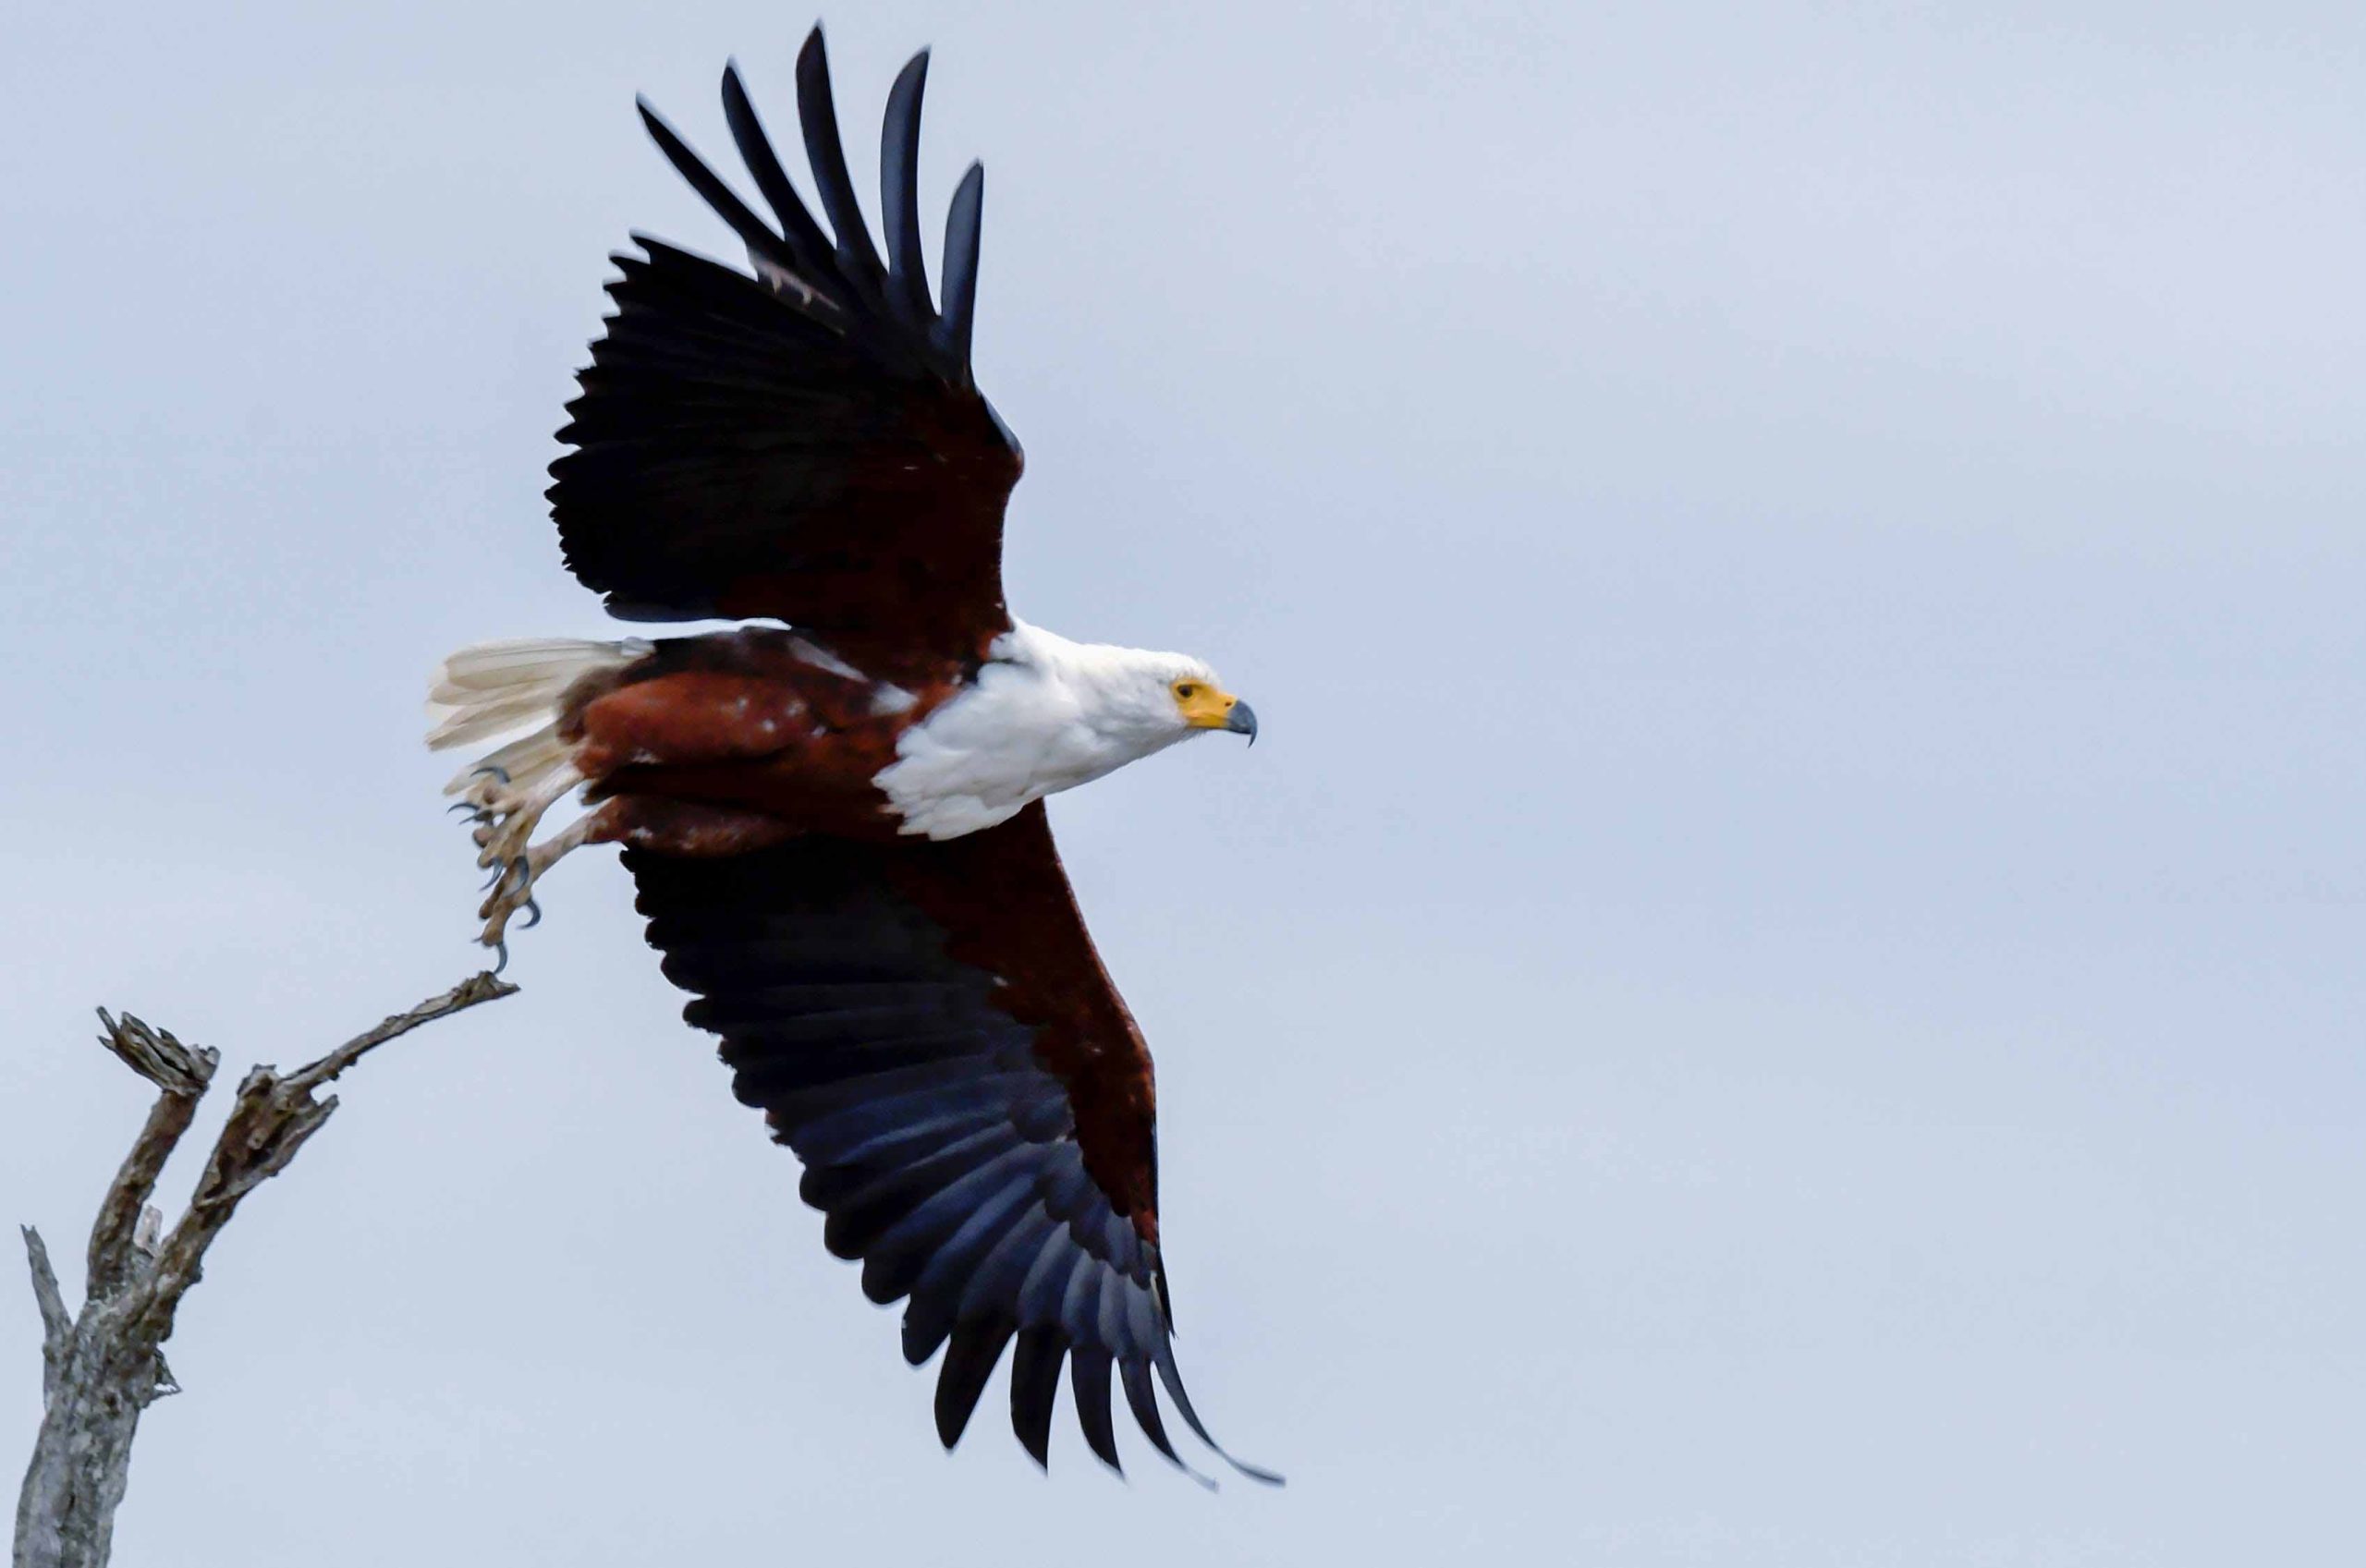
[563,627,961,845]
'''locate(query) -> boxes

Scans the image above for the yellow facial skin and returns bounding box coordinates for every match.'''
[1171,678,1245,730]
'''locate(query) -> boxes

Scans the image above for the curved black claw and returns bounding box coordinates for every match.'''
[481,862,507,893]
[490,936,510,976]
[470,764,512,785]
[518,893,543,930]
[447,801,483,818]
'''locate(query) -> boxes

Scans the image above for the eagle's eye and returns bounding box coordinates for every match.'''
[1175,682,1199,699]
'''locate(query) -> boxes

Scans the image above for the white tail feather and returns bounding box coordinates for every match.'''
[426,637,647,796]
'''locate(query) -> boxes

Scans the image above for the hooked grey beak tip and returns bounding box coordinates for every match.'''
[1226,699,1259,745]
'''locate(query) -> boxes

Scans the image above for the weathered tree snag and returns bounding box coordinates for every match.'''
[13,974,517,1568]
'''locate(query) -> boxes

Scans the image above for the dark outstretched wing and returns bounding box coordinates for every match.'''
[627,804,1278,1485]
[551,27,1023,664]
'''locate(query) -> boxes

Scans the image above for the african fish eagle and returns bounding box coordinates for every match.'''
[424,26,1277,1485]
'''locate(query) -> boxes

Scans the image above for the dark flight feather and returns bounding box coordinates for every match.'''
[933,163,985,379]
[1070,1348,1122,1476]
[1009,1326,1067,1468]
[794,28,887,293]
[719,62,840,291]
[634,101,800,284]
[933,1316,1014,1449]
[879,50,934,331]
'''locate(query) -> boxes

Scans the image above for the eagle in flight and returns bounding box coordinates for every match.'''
[424,27,1276,1487]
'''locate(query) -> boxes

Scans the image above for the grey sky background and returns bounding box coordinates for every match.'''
[5,1,2361,1562]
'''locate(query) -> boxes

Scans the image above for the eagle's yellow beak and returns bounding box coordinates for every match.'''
[1179,687,1258,743]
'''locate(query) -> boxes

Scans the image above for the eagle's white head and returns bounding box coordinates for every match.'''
[1053,639,1259,755]
[874,619,1257,839]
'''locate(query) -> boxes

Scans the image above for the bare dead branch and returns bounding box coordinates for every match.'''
[285,972,517,1092]
[138,973,516,1342]
[18,1231,68,1403]
[84,1015,215,1301]
[15,970,518,1568]
[89,1013,214,1098]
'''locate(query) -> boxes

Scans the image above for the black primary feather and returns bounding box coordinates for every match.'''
[795,28,887,293]
[719,61,841,291]
[933,163,985,379]
[1009,1326,1067,1468]
[1125,1355,1215,1490]
[1070,1348,1122,1476]
[879,50,935,332]
[634,102,799,285]
[933,1317,1015,1449]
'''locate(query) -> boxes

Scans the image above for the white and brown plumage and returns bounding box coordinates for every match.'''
[425,26,1275,1484]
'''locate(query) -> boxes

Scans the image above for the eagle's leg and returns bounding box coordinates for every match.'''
[477,813,596,952]
[468,761,587,872]
[458,761,588,958]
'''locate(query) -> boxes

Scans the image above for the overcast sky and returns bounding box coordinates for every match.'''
[6,2,2362,1562]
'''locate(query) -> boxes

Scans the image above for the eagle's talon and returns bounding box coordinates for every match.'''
[478,855,547,956]
[477,857,523,917]
[449,760,589,962]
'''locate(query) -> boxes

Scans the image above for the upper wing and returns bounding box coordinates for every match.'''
[551,28,1023,664]
[627,803,1277,1485]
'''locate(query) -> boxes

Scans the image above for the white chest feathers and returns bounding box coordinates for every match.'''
[872,621,1211,839]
